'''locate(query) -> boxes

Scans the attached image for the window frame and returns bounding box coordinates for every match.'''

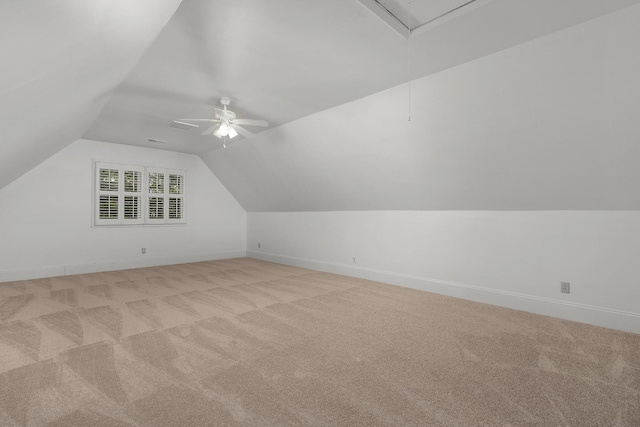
[146,167,186,225]
[93,162,186,227]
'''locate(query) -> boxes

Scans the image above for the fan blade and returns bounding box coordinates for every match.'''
[179,118,217,122]
[232,118,268,127]
[231,124,254,139]
[202,124,218,136]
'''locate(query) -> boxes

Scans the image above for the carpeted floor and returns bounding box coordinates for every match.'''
[0,257,638,426]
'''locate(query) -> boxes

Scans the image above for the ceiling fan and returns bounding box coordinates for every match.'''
[180,97,268,145]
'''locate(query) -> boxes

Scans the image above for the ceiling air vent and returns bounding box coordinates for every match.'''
[169,120,199,131]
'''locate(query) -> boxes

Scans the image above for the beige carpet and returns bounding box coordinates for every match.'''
[0,257,638,426]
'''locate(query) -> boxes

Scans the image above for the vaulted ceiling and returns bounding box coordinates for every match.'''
[0,0,182,187]
[3,0,640,211]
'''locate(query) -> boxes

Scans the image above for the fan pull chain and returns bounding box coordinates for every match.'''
[407,0,412,122]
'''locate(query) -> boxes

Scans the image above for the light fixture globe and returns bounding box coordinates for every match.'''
[218,123,230,136]
[213,122,229,138]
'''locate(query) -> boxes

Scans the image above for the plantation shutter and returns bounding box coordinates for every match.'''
[122,169,143,224]
[146,168,186,225]
[94,162,185,226]
[95,163,144,226]
[168,172,185,223]
[146,168,167,224]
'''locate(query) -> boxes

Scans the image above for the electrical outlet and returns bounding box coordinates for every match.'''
[353,257,356,264]
[258,242,261,249]
[141,248,146,254]
[561,281,570,294]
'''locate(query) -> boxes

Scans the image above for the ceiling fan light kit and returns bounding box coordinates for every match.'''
[179,97,269,144]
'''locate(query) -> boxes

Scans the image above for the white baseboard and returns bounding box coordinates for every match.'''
[248,250,640,335]
[0,250,246,283]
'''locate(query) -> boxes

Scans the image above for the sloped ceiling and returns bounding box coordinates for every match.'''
[2,0,640,212]
[198,0,640,211]
[201,0,640,212]
[83,0,410,154]
[0,0,181,188]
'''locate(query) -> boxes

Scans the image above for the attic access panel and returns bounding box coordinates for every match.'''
[358,0,490,38]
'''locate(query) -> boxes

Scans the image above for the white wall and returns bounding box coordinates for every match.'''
[242,4,640,335]
[0,139,246,281]
[248,211,640,334]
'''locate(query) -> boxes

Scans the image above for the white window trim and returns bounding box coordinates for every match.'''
[93,162,186,227]
[146,167,186,225]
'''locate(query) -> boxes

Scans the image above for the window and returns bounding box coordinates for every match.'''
[94,162,185,226]
[168,173,184,220]
[146,168,185,224]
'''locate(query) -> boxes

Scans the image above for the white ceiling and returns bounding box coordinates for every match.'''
[2,0,640,211]
[361,0,481,36]
[0,0,181,188]
[82,0,640,156]
[380,0,474,27]
[84,0,410,154]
